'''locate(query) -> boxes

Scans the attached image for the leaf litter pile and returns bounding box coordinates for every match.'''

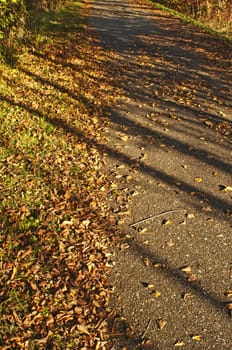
[0,2,117,349]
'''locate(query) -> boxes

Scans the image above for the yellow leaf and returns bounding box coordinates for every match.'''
[10,264,18,280]
[174,340,185,347]
[117,133,128,141]
[181,266,192,275]
[192,335,202,341]
[152,290,161,298]
[219,185,232,192]
[194,177,203,183]
[162,219,172,225]
[138,227,148,234]
[224,290,232,297]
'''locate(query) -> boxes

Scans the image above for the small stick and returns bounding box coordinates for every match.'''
[141,319,152,339]
[129,209,187,227]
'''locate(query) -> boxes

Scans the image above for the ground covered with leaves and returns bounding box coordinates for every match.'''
[0,2,116,349]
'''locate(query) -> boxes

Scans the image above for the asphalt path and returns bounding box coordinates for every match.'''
[88,1,232,349]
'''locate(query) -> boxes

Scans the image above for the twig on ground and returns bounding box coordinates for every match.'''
[141,319,152,339]
[129,209,187,227]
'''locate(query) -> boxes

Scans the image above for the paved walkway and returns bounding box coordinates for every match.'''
[88,0,232,349]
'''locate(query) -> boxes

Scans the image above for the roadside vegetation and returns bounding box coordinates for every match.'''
[0,1,115,348]
[0,0,66,62]
[152,0,232,36]
[0,0,231,348]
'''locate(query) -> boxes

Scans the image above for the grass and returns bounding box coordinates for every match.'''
[30,2,83,49]
[0,1,112,348]
[150,1,232,45]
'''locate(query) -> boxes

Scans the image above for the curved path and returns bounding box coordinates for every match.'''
[88,1,232,349]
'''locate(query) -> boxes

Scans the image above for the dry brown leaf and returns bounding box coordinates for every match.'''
[188,274,197,282]
[205,120,214,128]
[182,292,194,301]
[141,339,152,347]
[143,258,151,267]
[156,319,167,330]
[77,324,90,335]
[202,206,212,212]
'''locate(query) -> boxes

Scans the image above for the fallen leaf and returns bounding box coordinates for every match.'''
[186,213,195,219]
[191,335,202,341]
[161,219,172,225]
[151,290,161,298]
[118,134,128,141]
[156,319,167,330]
[202,206,212,212]
[154,262,166,269]
[141,282,155,289]
[116,164,125,169]
[139,153,147,161]
[219,185,232,192]
[167,240,175,247]
[141,339,152,347]
[138,227,148,234]
[174,340,185,347]
[204,120,214,128]
[182,292,194,301]
[126,325,135,337]
[181,266,192,275]
[188,274,197,282]
[194,177,203,183]
[77,324,90,335]
[143,258,151,267]
[224,290,232,297]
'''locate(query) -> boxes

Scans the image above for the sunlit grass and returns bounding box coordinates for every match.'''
[0,1,112,347]
[151,1,232,45]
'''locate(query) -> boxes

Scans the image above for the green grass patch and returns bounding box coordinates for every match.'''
[33,2,82,32]
[30,1,83,48]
